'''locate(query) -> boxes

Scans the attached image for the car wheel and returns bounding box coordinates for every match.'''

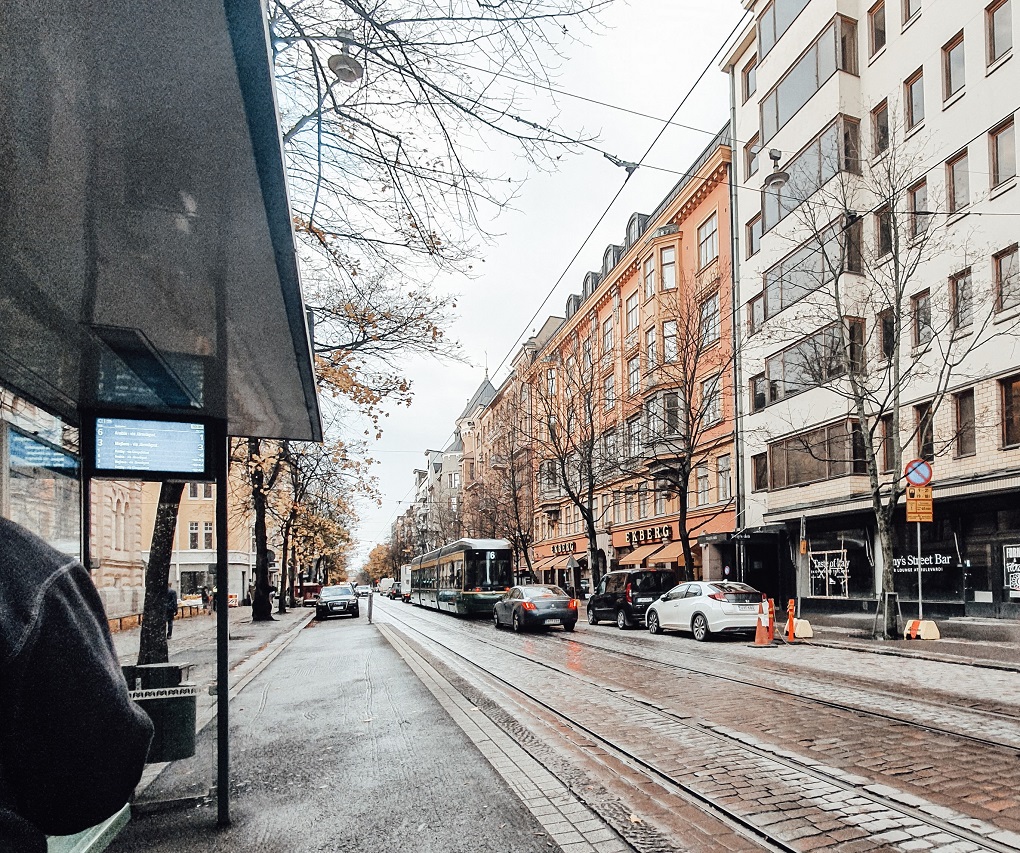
[587,607,599,626]
[563,621,576,632]
[315,609,325,621]
[512,611,523,633]
[493,608,501,629]
[692,613,710,642]
[647,611,662,635]
[616,609,630,630]
[352,609,360,618]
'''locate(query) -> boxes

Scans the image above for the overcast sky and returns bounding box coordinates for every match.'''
[348,0,747,567]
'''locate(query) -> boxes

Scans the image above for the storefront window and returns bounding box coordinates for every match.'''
[809,550,849,597]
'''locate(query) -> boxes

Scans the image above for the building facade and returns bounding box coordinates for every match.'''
[725,0,1020,619]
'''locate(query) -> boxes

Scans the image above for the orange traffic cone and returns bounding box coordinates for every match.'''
[750,601,772,647]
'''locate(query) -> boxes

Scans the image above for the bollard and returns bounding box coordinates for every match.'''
[367,589,373,624]
[787,599,796,642]
[767,598,776,643]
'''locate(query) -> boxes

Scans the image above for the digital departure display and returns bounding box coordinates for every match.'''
[94,417,207,475]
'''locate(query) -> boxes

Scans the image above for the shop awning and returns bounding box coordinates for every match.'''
[531,556,557,572]
[0,0,322,441]
[648,541,686,565]
[618,543,666,565]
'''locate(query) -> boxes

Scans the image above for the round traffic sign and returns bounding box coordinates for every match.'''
[904,458,933,486]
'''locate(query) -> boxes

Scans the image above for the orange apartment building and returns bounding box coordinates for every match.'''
[474,128,737,593]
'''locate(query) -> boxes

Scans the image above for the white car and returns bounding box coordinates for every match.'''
[645,581,765,641]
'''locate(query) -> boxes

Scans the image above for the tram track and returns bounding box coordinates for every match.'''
[377,600,1020,853]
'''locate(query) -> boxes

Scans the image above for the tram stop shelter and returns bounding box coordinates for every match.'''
[0,0,322,842]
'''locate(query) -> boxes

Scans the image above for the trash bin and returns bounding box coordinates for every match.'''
[122,663,197,763]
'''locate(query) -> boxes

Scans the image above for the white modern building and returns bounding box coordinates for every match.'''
[725,0,1020,620]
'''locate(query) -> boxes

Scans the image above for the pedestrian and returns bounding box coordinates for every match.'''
[200,585,210,614]
[0,517,153,851]
[211,586,217,613]
[165,582,178,639]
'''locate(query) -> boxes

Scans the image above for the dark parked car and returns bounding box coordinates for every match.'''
[586,569,678,630]
[386,585,402,600]
[315,585,360,620]
[493,585,578,633]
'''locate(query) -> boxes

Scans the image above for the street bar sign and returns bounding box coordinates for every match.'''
[906,485,933,523]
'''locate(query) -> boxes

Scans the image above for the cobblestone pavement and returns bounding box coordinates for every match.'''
[373,598,1020,853]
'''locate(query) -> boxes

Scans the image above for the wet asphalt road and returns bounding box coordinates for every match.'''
[108,612,558,853]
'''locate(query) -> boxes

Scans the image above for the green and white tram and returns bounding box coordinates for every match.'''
[409,538,513,616]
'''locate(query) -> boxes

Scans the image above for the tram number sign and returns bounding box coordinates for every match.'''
[906,486,933,523]
[904,459,933,487]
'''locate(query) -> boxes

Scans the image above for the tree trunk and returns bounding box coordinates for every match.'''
[137,481,185,665]
[249,438,275,621]
[876,508,899,639]
[277,517,292,615]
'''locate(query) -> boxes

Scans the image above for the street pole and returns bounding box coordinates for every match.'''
[917,521,923,620]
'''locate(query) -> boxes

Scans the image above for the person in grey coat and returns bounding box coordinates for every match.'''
[0,517,153,852]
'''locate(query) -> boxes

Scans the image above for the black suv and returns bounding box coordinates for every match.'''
[586,569,678,630]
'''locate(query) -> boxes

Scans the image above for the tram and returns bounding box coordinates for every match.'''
[409,538,513,616]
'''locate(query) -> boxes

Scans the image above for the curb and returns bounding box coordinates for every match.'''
[803,637,1020,673]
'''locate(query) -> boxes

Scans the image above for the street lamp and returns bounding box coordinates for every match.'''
[762,149,790,193]
[273,27,364,83]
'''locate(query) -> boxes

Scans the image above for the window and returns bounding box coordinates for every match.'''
[646,327,657,368]
[943,32,966,98]
[637,483,649,520]
[449,472,461,489]
[627,356,640,396]
[204,521,214,550]
[908,180,930,240]
[752,452,769,491]
[602,316,614,354]
[873,100,889,155]
[696,466,710,506]
[870,3,887,55]
[762,116,860,231]
[546,368,556,396]
[189,483,199,499]
[947,150,970,213]
[204,483,214,499]
[604,430,618,463]
[903,0,920,22]
[760,19,855,142]
[627,216,642,246]
[745,135,761,179]
[660,247,676,290]
[991,119,1016,187]
[702,375,721,425]
[915,402,934,461]
[747,214,763,258]
[758,0,811,58]
[625,292,640,334]
[655,485,667,516]
[764,319,864,403]
[951,269,973,328]
[582,337,593,369]
[955,388,976,456]
[996,245,1020,310]
[879,308,896,360]
[643,257,656,300]
[880,414,895,472]
[700,292,721,345]
[698,213,718,269]
[988,0,1013,64]
[905,69,924,129]
[743,55,758,101]
[912,290,932,345]
[189,521,199,550]
[663,392,680,435]
[717,455,732,501]
[663,320,677,363]
[769,421,866,488]
[1004,373,1020,446]
[603,373,615,410]
[627,417,642,458]
[876,206,893,256]
[751,373,767,412]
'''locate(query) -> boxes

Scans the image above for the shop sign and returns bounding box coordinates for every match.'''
[891,552,954,572]
[809,550,849,598]
[626,525,673,546]
[1005,544,1020,597]
[551,541,577,555]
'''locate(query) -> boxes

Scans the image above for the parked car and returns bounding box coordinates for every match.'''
[387,584,402,600]
[355,585,372,598]
[645,581,765,641]
[586,569,678,630]
[315,585,360,620]
[493,585,578,632]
